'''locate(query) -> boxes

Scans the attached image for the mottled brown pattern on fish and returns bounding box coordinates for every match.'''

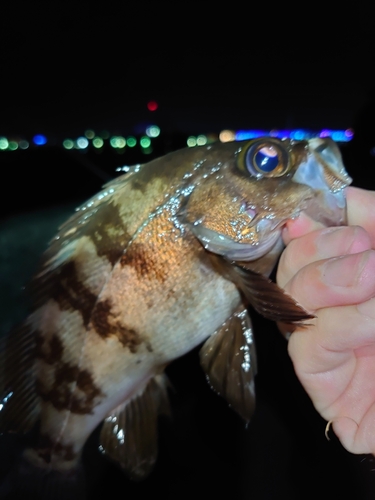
[91,299,143,352]
[84,201,131,266]
[36,362,103,414]
[120,242,169,283]
[35,433,77,464]
[35,332,64,364]
[51,260,96,326]
[90,299,111,337]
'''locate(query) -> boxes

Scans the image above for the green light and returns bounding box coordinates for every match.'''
[19,140,29,149]
[187,136,196,147]
[146,125,160,138]
[196,134,207,146]
[93,137,104,148]
[127,136,137,147]
[110,136,126,148]
[140,136,151,148]
[63,139,74,150]
[0,137,9,150]
[8,141,18,151]
[85,129,95,139]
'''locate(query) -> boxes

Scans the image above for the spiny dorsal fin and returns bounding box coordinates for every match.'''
[99,373,170,480]
[200,306,256,422]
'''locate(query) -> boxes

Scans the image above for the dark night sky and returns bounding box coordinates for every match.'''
[2,3,375,138]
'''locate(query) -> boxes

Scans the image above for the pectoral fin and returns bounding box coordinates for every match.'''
[200,306,257,422]
[209,254,315,325]
[99,373,171,480]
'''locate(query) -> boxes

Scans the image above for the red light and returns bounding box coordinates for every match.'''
[147,100,158,111]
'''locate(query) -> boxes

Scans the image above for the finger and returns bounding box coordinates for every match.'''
[277,225,372,289]
[347,187,375,247]
[282,212,325,246]
[316,297,375,353]
[288,300,375,409]
[290,298,375,368]
[331,417,375,456]
[283,186,375,247]
[288,298,375,455]
[283,249,375,313]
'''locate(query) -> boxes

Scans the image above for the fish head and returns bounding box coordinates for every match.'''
[183,137,352,273]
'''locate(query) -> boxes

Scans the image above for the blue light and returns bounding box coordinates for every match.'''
[235,130,267,140]
[319,129,353,142]
[331,131,348,142]
[274,130,291,139]
[235,129,353,143]
[33,134,47,146]
[290,129,306,140]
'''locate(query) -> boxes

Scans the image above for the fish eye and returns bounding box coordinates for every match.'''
[244,141,290,178]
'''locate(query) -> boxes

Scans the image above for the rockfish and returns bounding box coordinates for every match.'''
[0,137,351,498]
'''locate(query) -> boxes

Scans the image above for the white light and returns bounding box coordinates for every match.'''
[146,125,160,138]
[76,137,89,149]
[196,134,207,146]
[187,136,196,147]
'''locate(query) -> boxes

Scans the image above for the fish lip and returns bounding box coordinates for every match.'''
[296,187,349,227]
[292,138,351,227]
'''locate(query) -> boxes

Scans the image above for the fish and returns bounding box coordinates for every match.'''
[0,136,351,498]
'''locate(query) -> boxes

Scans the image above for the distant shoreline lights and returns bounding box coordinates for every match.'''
[0,128,354,152]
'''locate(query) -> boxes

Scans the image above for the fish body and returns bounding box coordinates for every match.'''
[0,137,351,492]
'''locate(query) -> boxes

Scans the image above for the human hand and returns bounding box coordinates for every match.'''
[277,186,375,455]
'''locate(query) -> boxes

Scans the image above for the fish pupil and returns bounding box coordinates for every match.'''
[254,146,279,173]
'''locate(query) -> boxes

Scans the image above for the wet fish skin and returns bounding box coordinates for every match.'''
[0,137,351,488]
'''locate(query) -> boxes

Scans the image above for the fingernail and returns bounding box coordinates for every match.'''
[321,252,367,287]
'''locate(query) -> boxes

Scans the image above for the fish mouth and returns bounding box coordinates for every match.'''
[298,188,348,227]
[292,137,351,227]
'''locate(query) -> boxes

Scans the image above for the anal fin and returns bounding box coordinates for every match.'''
[199,306,257,422]
[98,373,170,480]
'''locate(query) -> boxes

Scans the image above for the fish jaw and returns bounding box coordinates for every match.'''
[292,137,352,227]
